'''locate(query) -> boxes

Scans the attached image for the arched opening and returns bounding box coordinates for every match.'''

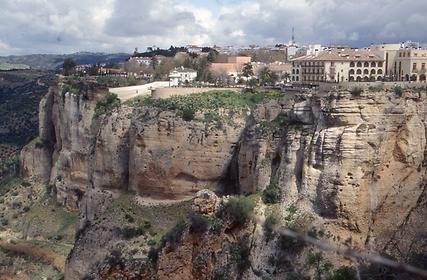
[370,76,376,81]
[349,76,355,82]
[349,69,355,75]
[377,76,383,81]
[370,69,376,75]
[350,62,355,67]
[356,76,362,82]
[410,74,417,81]
[363,69,369,75]
[363,76,370,81]
[405,74,410,81]
[371,62,376,67]
[364,62,369,67]
[292,69,295,74]
[357,62,362,67]
[377,69,383,75]
[296,69,300,74]
[420,74,426,81]
[356,69,362,75]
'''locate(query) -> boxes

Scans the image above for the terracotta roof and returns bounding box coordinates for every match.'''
[292,48,383,62]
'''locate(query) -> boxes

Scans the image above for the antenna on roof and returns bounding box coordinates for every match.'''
[291,27,295,44]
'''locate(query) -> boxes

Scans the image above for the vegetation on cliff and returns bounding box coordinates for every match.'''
[126,90,281,124]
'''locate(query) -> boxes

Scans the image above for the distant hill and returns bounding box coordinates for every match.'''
[0,52,130,70]
[0,63,30,71]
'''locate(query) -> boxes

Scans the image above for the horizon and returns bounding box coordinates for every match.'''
[1,0,427,56]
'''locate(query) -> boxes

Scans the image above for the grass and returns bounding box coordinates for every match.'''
[102,194,193,244]
[125,90,282,124]
[16,193,78,244]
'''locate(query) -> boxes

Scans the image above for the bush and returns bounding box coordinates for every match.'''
[350,87,363,97]
[278,233,305,253]
[209,216,223,234]
[264,214,279,241]
[189,213,209,233]
[94,92,120,117]
[262,178,282,204]
[121,226,145,239]
[147,247,159,263]
[230,234,251,272]
[161,220,186,247]
[223,196,256,228]
[181,106,196,121]
[394,86,403,97]
[327,266,357,280]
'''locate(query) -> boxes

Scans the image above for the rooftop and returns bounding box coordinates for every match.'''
[292,48,384,62]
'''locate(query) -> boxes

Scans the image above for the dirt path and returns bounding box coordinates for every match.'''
[0,240,66,273]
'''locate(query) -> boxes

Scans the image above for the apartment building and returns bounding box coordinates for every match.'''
[291,48,384,83]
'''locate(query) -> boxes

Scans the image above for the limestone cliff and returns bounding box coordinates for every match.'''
[21,80,247,210]
[20,83,427,279]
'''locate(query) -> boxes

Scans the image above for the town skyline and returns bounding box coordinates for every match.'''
[1,0,426,56]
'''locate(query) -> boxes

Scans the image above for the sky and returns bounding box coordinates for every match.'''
[0,0,426,55]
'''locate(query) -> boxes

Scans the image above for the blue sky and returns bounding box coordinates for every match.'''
[0,0,426,55]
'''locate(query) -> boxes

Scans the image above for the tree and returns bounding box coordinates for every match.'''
[242,62,254,78]
[63,58,76,76]
[306,251,333,280]
[207,49,219,63]
[258,66,278,86]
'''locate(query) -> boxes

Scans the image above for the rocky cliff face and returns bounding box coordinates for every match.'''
[237,90,427,253]
[21,80,247,210]
[21,84,427,279]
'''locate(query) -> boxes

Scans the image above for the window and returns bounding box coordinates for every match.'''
[357,62,362,67]
[414,53,418,57]
[378,61,383,67]
[413,63,417,71]
[350,62,355,67]
[371,62,376,67]
[399,53,402,57]
[364,62,369,67]
[422,63,426,70]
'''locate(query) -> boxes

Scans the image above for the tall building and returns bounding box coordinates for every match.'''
[291,48,384,83]
[371,43,427,81]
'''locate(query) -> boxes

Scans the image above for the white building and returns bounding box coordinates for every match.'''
[291,48,385,83]
[169,67,198,86]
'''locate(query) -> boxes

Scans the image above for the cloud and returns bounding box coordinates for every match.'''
[0,0,426,55]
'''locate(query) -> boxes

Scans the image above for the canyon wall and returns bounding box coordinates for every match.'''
[20,82,427,279]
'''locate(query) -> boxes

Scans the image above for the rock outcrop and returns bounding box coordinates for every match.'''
[21,80,247,210]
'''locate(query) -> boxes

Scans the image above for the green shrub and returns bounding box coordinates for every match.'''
[209,216,223,234]
[394,86,403,97]
[189,213,209,233]
[230,234,251,272]
[94,92,120,117]
[326,266,357,280]
[161,220,186,247]
[223,196,256,228]
[264,214,279,241]
[350,87,363,97]
[278,233,305,253]
[147,246,159,263]
[306,251,332,279]
[368,85,384,92]
[121,226,145,239]
[262,177,282,204]
[180,106,196,121]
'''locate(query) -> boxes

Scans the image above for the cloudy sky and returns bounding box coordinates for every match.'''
[0,0,426,55]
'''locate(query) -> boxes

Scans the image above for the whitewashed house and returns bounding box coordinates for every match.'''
[169,67,198,86]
